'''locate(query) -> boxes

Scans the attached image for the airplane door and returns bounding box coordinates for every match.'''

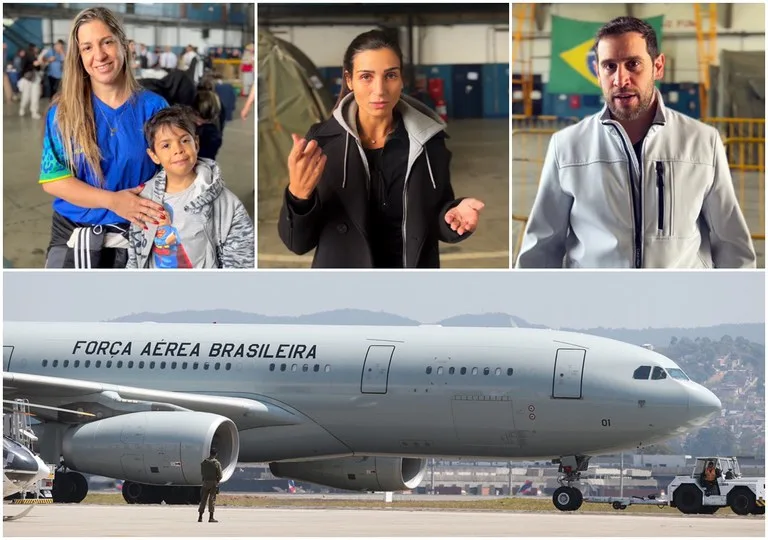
[361,345,395,394]
[552,349,585,399]
[3,346,13,371]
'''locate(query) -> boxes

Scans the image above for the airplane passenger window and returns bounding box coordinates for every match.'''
[74,360,80,368]
[182,362,188,369]
[139,361,145,369]
[204,362,210,370]
[128,361,134,368]
[53,360,59,367]
[460,367,467,375]
[449,367,455,375]
[42,360,48,367]
[171,362,177,369]
[95,361,101,368]
[651,367,667,380]
[313,364,320,372]
[666,368,689,381]
[150,361,156,369]
[215,363,221,371]
[471,367,478,375]
[269,363,275,371]
[633,366,651,379]
[324,365,331,372]
[507,368,513,376]
[116,361,123,368]
[193,362,199,370]
[106,361,112,368]
[437,367,444,375]
[225,363,231,371]
[291,364,298,372]
[426,366,432,374]
[483,367,490,376]
[63,360,70,368]
[280,364,287,372]
[85,360,91,368]
[495,368,501,376]
[302,364,308,372]
[161,362,167,369]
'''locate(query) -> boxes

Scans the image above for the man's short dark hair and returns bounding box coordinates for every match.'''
[593,16,659,61]
[210,447,218,456]
[144,105,198,149]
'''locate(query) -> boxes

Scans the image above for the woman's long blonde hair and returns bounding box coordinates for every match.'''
[54,7,140,184]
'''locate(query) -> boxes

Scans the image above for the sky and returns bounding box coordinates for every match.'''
[2,271,763,330]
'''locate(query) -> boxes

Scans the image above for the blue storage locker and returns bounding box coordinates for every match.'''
[482,63,509,118]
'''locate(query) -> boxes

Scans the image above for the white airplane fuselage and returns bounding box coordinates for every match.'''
[3,322,721,463]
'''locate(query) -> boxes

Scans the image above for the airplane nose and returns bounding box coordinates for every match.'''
[688,385,722,425]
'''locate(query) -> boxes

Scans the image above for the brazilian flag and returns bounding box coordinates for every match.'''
[548,15,664,95]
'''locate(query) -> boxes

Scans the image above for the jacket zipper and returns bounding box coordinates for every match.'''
[611,126,642,268]
[656,161,664,232]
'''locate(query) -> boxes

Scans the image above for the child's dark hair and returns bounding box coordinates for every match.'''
[193,90,221,123]
[144,105,197,149]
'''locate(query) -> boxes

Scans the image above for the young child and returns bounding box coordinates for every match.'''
[126,105,254,269]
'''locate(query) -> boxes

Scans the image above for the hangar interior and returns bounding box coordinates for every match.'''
[257,3,510,269]
[512,2,765,267]
[2,2,255,269]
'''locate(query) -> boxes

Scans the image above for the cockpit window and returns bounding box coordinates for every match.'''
[633,366,651,379]
[651,366,667,380]
[666,368,689,381]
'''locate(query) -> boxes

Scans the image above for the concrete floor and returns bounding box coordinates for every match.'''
[3,97,254,269]
[257,119,510,269]
[512,128,766,268]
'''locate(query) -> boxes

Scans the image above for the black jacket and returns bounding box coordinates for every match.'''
[278,94,469,268]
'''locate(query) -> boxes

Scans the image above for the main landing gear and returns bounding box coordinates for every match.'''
[122,482,201,505]
[51,465,88,503]
[552,455,590,512]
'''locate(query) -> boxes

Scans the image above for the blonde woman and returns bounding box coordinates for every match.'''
[39,7,169,268]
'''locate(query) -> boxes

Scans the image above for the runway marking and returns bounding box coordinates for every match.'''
[258,251,510,263]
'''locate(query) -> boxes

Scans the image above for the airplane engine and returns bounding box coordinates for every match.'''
[61,411,239,485]
[269,456,427,492]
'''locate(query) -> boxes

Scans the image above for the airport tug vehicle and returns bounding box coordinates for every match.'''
[553,456,765,515]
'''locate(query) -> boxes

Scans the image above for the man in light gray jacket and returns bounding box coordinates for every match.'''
[516,16,756,269]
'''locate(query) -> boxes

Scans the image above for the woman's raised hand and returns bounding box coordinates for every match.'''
[287,133,327,200]
[108,185,167,229]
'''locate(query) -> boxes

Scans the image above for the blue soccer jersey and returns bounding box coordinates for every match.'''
[39,90,169,225]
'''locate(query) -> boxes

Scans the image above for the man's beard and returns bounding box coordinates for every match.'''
[605,86,655,121]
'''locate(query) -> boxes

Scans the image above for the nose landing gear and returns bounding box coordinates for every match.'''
[552,455,591,512]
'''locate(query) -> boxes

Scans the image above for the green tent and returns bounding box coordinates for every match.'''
[258,29,334,221]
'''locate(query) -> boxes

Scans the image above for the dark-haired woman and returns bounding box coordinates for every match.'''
[277,30,484,268]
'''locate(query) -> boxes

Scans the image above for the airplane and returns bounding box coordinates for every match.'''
[517,480,542,496]
[2,321,722,512]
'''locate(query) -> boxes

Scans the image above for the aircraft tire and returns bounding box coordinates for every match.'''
[727,488,755,516]
[68,472,88,503]
[553,486,580,511]
[163,486,193,505]
[122,481,142,504]
[698,506,718,514]
[187,486,202,505]
[51,472,75,503]
[751,506,765,515]
[569,487,583,510]
[673,484,702,514]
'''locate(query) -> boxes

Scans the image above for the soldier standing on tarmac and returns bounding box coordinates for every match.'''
[198,447,223,522]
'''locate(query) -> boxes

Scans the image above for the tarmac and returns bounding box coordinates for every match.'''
[2,96,255,269]
[3,504,765,537]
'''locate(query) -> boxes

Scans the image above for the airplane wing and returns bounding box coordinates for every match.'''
[3,372,301,430]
